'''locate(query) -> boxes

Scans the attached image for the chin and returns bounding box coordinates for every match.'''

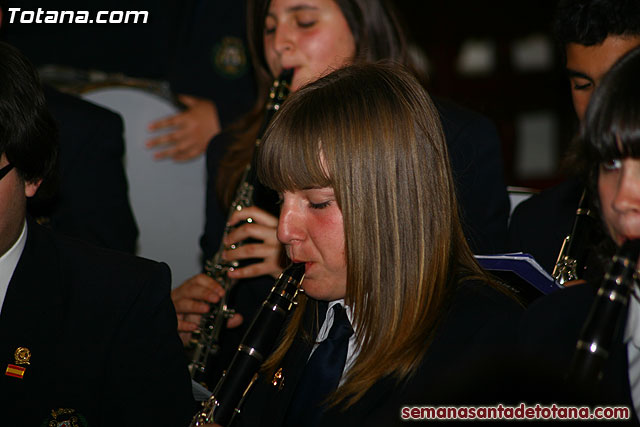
[302,287,330,302]
[301,280,344,302]
[291,74,313,93]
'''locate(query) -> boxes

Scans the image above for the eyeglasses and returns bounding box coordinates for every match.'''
[0,163,14,181]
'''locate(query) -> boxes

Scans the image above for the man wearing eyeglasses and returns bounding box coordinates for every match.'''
[0,42,195,427]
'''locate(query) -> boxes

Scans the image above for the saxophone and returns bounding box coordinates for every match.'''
[190,262,305,426]
[187,69,293,387]
[552,190,598,285]
[567,239,640,386]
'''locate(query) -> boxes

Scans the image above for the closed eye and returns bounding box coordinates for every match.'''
[264,15,277,35]
[567,70,593,92]
[297,20,316,28]
[310,200,331,209]
[573,81,592,90]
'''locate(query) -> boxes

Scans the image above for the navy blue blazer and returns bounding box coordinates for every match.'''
[0,219,195,426]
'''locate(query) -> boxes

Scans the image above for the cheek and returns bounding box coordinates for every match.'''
[302,29,354,74]
[0,184,27,254]
[598,175,608,209]
[263,41,278,75]
[571,90,591,121]
[321,217,346,267]
[598,173,614,207]
[325,233,345,268]
[598,174,617,233]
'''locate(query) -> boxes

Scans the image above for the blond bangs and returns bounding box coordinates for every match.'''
[257,93,335,193]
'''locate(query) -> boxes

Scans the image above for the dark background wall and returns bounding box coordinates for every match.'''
[396,0,576,189]
[2,0,573,189]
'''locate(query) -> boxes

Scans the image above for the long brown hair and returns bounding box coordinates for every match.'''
[256,62,491,407]
[216,0,414,207]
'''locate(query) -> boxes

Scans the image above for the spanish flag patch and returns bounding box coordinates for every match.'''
[5,364,25,379]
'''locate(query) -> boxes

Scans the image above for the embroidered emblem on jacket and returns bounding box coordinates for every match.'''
[212,36,248,79]
[15,346,31,364]
[42,408,88,427]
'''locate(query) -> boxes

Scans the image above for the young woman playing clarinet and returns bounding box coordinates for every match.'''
[218,61,521,427]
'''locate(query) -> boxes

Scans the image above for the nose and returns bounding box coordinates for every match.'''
[273,22,294,55]
[612,162,640,214]
[277,195,305,246]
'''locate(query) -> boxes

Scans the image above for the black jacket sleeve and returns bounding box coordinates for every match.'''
[435,99,510,254]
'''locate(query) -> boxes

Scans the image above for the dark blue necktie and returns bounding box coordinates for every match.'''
[284,304,354,427]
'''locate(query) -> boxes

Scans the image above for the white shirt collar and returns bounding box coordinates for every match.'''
[0,220,27,314]
[624,292,640,419]
[316,299,354,340]
[624,290,640,346]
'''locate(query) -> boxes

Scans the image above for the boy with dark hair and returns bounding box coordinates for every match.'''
[554,0,640,121]
[508,0,640,280]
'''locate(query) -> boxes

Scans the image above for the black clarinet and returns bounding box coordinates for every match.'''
[188,69,293,388]
[189,262,305,427]
[567,239,640,386]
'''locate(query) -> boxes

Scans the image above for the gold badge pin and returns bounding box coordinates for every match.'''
[14,347,31,365]
[5,347,31,379]
[272,367,285,391]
